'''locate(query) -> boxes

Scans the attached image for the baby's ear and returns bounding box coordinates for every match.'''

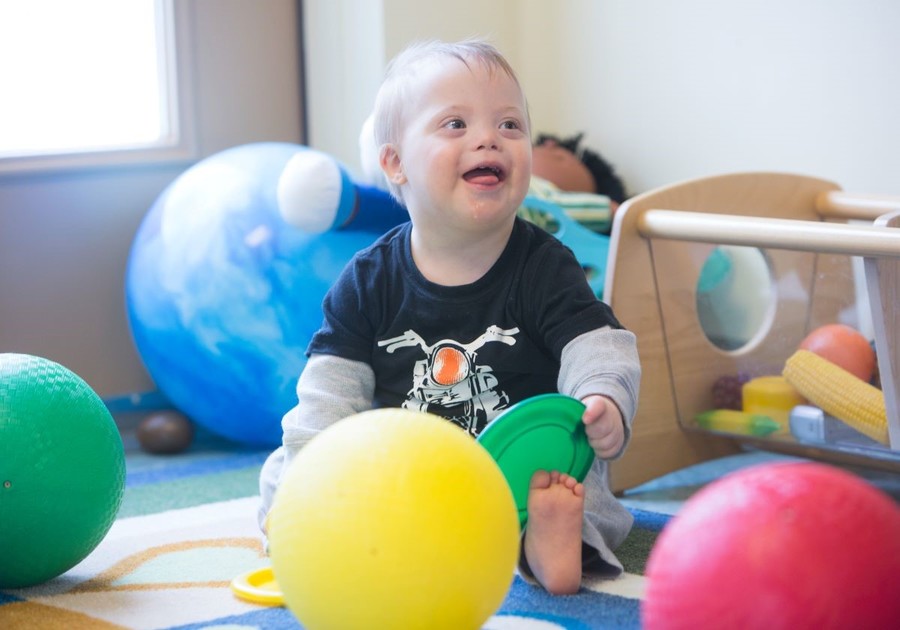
[380,144,406,185]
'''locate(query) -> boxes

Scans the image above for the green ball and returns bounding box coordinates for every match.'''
[0,354,125,588]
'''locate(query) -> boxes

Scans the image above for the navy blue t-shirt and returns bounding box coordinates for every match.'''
[308,217,623,436]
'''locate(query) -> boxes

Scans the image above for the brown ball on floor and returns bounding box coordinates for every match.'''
[136,410,195,454]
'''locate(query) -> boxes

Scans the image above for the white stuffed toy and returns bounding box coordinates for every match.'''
[358,113,390,193]
[276,143,407,234]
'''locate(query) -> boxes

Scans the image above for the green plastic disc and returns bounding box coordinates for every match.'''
[477,394,593,528]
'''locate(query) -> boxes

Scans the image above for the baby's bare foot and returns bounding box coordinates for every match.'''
[523,470,585,594]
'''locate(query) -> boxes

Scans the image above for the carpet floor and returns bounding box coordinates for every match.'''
[2,420,897,629]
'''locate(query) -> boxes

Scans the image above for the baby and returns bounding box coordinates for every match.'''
[259,38,641,595]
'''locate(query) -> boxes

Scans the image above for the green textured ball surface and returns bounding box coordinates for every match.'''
[0,354,125,589]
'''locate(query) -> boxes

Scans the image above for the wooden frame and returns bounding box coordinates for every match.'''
[605,172,900,492]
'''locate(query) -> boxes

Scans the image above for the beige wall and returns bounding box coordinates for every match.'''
[0,0,303,397]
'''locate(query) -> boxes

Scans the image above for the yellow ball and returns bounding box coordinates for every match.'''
[267,408,520,630]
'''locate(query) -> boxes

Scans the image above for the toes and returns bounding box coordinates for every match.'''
[531,470,585,497]
[558,474,585,497]
[530,469,551,489]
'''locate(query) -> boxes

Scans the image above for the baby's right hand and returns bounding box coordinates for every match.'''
[581,395,625,459]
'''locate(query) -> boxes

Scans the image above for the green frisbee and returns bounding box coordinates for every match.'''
[477,394,594,528]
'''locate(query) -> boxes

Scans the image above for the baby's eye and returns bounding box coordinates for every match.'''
[500,119,521,131]
[444,118,466,130]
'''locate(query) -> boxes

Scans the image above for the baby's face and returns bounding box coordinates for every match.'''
[383,56,532,236]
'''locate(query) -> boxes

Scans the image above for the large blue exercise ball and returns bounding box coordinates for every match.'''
[126,143,381,445]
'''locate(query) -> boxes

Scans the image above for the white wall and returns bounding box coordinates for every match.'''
[541,0,900,196]
[301,0,385,177]
[302,0,527,178]
[305,0,900,197]
[380,0,521,59]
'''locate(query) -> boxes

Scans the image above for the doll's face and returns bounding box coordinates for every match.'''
[531,140,596,194]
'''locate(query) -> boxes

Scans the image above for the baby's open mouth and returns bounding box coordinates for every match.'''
[463,164,505,185]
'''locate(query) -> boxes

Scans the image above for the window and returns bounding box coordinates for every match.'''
[0,0,194,174]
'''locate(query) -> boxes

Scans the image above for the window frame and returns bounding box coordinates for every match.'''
[0,0,197,176]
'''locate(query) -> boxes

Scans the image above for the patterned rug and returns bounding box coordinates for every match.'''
[15,417,896,629]
[0,425,675,630]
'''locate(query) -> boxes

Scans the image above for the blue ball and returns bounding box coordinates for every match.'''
[126,143,381,445]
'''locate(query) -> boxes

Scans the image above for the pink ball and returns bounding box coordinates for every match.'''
[642,462,900,630]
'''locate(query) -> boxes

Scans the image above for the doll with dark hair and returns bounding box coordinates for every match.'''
[533,133,627,208]
[523,132,627,235]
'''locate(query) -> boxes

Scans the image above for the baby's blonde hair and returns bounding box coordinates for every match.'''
[372,38,528,203]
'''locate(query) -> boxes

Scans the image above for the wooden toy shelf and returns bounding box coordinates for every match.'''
[605,172,900,492]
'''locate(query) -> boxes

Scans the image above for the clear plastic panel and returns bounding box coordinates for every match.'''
[663,239,898,462]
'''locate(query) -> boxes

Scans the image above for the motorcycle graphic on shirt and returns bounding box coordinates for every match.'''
[377,325,519,435]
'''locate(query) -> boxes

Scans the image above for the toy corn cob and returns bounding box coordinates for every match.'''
[694,409,782,437]
[782,349,889,445]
